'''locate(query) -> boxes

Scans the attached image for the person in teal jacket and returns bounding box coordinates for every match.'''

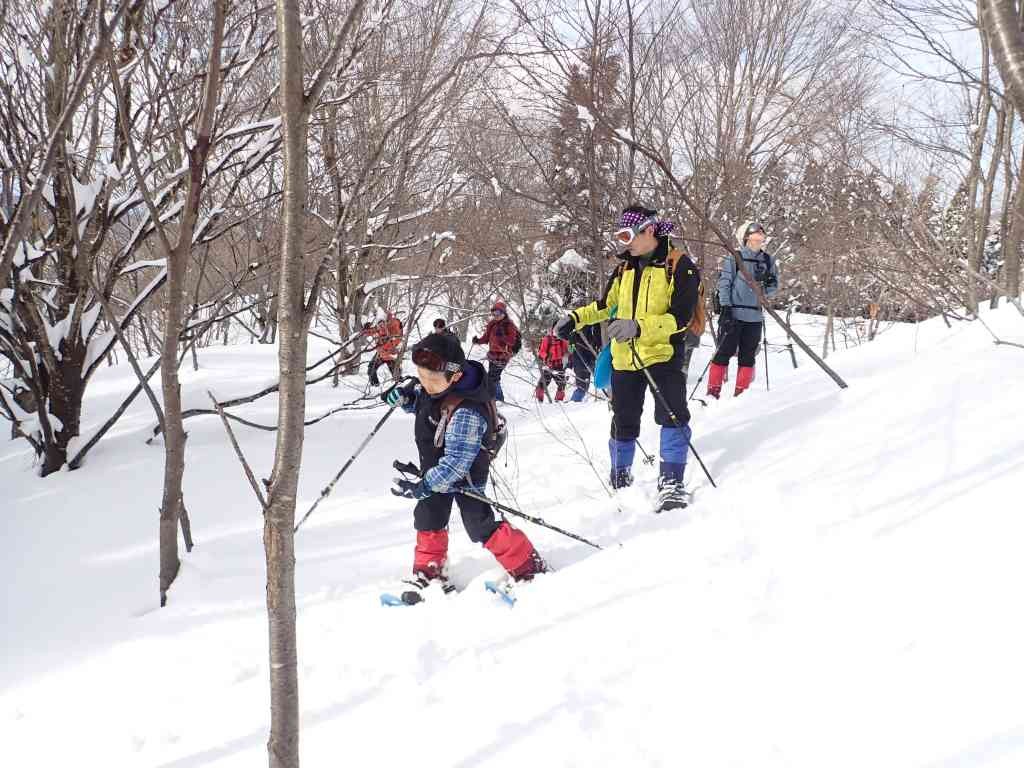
[708,221,779,398]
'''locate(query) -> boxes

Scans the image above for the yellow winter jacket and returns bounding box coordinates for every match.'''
[570,239,701,371]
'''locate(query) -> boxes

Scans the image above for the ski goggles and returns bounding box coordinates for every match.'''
[744,223,766,238]
[613,216,657,245]
[411,347,462,374]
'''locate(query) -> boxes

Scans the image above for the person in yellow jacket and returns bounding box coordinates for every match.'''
[554,205,701,512]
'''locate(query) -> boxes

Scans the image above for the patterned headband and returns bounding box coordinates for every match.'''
[617,210,675,237]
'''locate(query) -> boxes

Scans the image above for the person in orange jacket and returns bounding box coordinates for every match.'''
[535,324,569,402]
[365,311,403,386]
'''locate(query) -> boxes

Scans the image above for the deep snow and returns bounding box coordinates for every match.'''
[2,308,1023,767]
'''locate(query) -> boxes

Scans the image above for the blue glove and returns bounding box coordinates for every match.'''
[607,318,640,342]
[382,378,418,406]
[391,478,432,500]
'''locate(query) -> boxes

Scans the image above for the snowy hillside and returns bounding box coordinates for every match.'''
[3,308,1024,767]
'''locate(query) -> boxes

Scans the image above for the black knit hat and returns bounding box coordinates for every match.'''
[411,332,465,373]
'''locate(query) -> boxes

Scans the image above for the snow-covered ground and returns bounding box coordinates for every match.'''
[3,308,1023,767]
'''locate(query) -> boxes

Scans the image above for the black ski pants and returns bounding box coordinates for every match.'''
[571,350,595,388]
[368,355,400,386]
[713,319,762,368]
[486,359,507,394]
[610,349,690,441]
[414,491,499,543]
[679,330,699,387]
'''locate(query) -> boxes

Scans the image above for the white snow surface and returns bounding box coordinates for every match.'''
[3,308,1024,767]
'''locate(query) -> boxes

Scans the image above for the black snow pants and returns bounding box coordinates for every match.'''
[413,492,499,543]
[712,319,762,368]
[610,348,690,441]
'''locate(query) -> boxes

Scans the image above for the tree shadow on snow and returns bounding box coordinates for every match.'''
[151,678,396,768]
[701,391,844,475]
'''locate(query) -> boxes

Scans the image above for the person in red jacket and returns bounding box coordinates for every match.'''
[364,311,403,386]
[472,301,520,401]
[536,324,569,402]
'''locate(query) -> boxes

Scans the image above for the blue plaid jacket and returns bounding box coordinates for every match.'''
[402,392,488,492]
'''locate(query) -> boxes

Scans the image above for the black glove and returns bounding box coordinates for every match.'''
[393,459,421,476]
[719,306,734,328]
[381,377,418,406]
[391,477,432,500]
[471,336,480,344]
[512,337,522,354]
[554,314,575,340]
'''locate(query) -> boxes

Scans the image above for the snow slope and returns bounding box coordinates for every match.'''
[2,308,1023,767]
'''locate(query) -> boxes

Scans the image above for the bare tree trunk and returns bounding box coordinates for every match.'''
[159,0,227,606]
[1009,176,1024,300]
[964,33,993,315]
[981,0,1024,116]
[978,104,1008,306]
[982,0,1024,299]
[261,293,280,344]
[993,105,1016,308]
[822,257,835,359]
[324,104,349,386]
[138,312,155,357]
[265,0,307,765]
[868,289,885,341]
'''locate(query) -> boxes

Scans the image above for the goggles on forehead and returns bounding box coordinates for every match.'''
[745,223,766,237]
[613,216,657,245]
[411,347,462,374]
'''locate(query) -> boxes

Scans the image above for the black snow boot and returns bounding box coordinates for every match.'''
[610,467,634,489]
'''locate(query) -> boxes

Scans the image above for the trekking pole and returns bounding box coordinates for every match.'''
[688,318,730,403]
[687,356,712,402]
[393,461,603,550]
[295,379,412,533]
[628,342,717,488]
[467,488,602,549]
[574,333,656,466]
[762,319,770,391]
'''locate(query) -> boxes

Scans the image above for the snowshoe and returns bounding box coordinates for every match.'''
[485,578,517,606]
[380,575,455,607]
[654,477,688,513]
